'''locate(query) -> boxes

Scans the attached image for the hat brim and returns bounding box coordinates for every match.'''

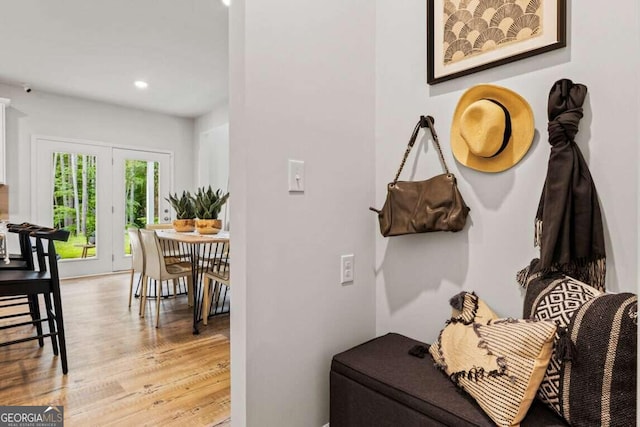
[451,85,534,173]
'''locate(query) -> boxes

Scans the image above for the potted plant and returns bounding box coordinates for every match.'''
[192,186,229,234]
[86,216,96,244]
[165,191,196,232]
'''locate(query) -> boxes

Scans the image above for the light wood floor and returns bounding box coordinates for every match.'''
[0,272,231,426]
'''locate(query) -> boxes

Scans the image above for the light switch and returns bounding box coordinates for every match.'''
[288,159,305,192]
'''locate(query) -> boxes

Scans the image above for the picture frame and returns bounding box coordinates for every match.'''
[427,0,566,85]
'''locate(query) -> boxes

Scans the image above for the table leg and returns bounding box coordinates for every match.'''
[190,242,200,335]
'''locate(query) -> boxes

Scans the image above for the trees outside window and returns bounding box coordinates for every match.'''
[52,153,158,259]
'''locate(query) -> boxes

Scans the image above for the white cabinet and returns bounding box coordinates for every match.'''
[0,98,8,184]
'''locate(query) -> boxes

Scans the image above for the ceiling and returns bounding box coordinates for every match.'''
[0,0,229,118]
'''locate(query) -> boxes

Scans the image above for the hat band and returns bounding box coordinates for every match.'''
[483,99,512,158]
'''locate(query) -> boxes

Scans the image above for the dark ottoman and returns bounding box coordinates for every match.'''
[330,333,568,427]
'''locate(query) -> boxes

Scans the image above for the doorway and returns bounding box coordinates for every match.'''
[32,136,172,277]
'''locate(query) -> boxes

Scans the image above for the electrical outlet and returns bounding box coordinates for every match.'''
[341,254,354,284]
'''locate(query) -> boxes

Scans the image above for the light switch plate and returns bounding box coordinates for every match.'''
[288,159,305,192]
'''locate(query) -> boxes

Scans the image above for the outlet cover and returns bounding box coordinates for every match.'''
[341,254,354,284]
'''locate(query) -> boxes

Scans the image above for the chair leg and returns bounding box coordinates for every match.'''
[128,269,135,308]
[51,285,68,374]
[29,295,45,347]
[139,276,148,317]
[202,277,210,325]
[155,281,162,328]
[43,293,59,355]
[213,282,222,314]
[202,278,217,323]
[187,276,194,308]
[172,278,179,299]
[133,274,143,298]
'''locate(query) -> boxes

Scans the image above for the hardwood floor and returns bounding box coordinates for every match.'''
[0,272,231,426]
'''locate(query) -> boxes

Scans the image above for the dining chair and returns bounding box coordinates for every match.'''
[129,227,188,307]
[202,269,229,325]
[138,229,194,327]
[146,223,190,266]
[127,227,145,310]
[202,243,230,325]
[0,225,70,373]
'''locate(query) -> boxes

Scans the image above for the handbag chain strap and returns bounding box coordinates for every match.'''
[392,115,450,185]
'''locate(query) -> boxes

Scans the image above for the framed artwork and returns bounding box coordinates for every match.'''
[427,0,566,84]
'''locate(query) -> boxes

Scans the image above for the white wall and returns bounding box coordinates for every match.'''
[198,125,229,189]
[230,0,376,425]
[0,83,195,224]
[375,0,640,343]
[195,102,229,136]
[196,104,230,226]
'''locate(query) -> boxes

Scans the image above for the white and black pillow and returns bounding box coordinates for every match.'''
[523,272,637,426]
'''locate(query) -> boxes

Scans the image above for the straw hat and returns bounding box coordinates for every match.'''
[451,84,534,173]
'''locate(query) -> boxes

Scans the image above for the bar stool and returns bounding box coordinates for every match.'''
[0,226,70,374]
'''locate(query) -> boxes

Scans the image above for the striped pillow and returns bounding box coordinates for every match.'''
[430,295,557,427]
[523,273,637,426]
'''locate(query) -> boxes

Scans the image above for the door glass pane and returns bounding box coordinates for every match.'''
[52,152,97,259]
[123,160,160,254]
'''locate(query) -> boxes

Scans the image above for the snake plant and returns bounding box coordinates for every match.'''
[192,186,230,219]
[165,191,196,219]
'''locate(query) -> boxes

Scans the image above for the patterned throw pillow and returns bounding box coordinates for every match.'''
[448,290,498,324]
[523,272,638,427]
[430,292,557,427]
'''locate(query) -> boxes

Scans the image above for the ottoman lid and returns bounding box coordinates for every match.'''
[331,333,567,427]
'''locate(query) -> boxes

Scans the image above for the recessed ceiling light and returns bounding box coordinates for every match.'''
[221,0,230,6]
[134,80,148,89]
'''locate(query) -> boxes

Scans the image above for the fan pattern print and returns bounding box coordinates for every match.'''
[443,0,543,65]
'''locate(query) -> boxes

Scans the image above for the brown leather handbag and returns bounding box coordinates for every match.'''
[370,116,470,237]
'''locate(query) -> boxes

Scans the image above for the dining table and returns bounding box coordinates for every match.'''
[156,229,230,334]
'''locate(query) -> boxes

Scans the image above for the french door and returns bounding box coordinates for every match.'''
[33,137,172,277]
[111,148,172,271]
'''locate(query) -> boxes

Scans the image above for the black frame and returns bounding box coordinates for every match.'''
[427,0,567,85]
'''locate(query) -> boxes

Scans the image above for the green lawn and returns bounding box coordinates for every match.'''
[54,233,131,259]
